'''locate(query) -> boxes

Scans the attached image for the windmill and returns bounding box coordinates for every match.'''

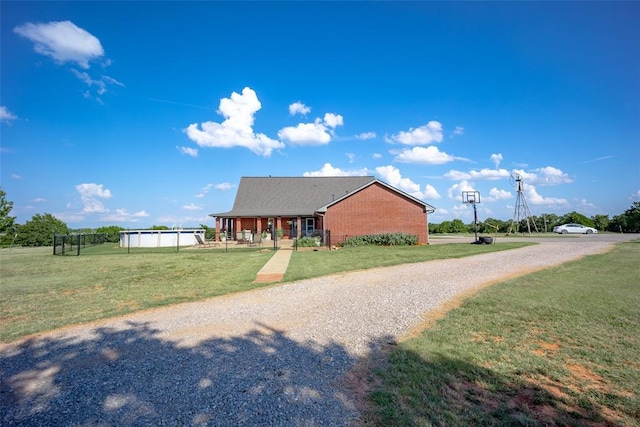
[508,173,539,235]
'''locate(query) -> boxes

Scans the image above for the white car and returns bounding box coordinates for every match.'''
[553,223,598,234]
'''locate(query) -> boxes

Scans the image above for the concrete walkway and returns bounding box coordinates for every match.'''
[254,241,294,283]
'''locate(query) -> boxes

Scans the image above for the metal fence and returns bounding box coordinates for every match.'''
[53,233,114,256]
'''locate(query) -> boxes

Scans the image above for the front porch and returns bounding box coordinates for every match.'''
[215,215,324,242]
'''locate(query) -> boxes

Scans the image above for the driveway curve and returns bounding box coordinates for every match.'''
[1,234,636,426]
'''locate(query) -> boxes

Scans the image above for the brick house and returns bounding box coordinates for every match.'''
[211,176,436,244]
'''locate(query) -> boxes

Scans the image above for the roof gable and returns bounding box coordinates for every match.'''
[317,179,436,213]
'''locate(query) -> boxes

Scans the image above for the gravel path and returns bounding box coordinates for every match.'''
[1,234,635,426]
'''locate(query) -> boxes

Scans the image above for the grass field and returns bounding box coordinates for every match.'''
[367,239,640,426]
[0,241,530,342]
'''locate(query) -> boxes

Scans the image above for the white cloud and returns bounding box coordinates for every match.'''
[323,113,343,128]
[178,146,198,157]
[0,106,18,123]
[14,21,122,101]
[278,120,332,146]
[388,121,443,145]
[278,113,344,146]
[183,203,202,211]
[76,183,112,199]
[372,153,382,159]
[523,184,568,206]
[446,180,476,201]
[443,168,511,181]
[355,132,376,140]
[75,183,112,213]
[486,187,512,202]
[102,75,125,87]
[452,126,464,137]
[102,208,148,222]
[512,167,573,186]
[14,21,104,69]
[394,146,458,165]
[195,184,214,198]
[215,182,235,191]
[11,174,22,180]
[73,70,123,97]
[72,69,107,94]
[424,184,441,200]
[303,163,368,177]
[184,87,284,157]
[578,198,595,208]
[289,101,310,115]
[490,153,503,168]
[375,165,425,199]
[56,213,85,223]
[346,153,355,163]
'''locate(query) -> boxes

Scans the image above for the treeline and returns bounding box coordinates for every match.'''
[1,187,638,246]
[0,189,219,247]
[429,202,640,234]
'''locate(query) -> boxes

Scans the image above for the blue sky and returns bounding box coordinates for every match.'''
[1,1,639,229]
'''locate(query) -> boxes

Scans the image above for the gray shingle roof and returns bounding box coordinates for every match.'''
[211,176,435,217]
[211,176,374,217]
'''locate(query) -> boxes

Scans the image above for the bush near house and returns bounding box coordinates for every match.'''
[343,232,418,247]
[296,236,319,247]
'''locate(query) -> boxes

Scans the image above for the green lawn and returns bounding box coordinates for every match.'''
[367,239,640,426]
[0,241,530,342]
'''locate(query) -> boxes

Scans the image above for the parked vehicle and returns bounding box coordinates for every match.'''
[553,223,598,234]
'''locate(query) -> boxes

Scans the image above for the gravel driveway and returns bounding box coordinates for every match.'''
[1,234,636,426]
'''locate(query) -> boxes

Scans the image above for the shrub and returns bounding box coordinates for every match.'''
[296,236,318,247]
[343,232,418,247]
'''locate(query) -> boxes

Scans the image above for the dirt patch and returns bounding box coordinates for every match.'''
[533,340,560,356]
[340,343,396,424]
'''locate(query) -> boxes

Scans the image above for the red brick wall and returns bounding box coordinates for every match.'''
[325,182,429,244]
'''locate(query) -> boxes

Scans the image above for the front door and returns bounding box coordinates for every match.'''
[305,218,315,237]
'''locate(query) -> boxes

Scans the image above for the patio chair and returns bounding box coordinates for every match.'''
[248,234,262,247]
[195,234,219,247]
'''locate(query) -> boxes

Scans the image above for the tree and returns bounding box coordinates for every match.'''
[623,201,640,232]
[15,213,70,247]
[559,211,595,228]
[96,225,125,242]
[436,220,452,233]
[538,213,561,232]
[610,201,640,233]
[0,187,16,234]
[591,215,610,232]
[450,219,467,233]
[481,218,508,234]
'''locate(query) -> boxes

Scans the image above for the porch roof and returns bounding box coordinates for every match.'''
[211,176,376,218]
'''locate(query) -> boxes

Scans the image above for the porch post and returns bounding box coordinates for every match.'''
[296,217,302,238]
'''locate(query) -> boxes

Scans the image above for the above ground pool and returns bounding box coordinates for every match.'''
[119,229,205,248]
